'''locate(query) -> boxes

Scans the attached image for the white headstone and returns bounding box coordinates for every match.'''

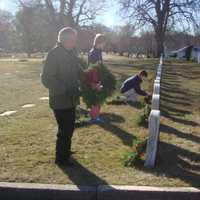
[157,66,162,72]
[4,73,11,76]
[158,63,162,69]
[157,71,161,77]
[160,54,163,65]
[39,97,49,100]
[0,110,17,117]
[156,76,161,82]
[156,74,161,79]
[22,104,35,108]
[154,79,160,85]
[144,110,160,168]
[153,83,160,95]
[152,94,160,110]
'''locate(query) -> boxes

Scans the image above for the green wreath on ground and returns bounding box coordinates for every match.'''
[80,63,116,108]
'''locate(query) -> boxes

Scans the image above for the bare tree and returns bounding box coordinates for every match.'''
[117,24,135,56]
[44,0,106,30]
[16,1,36,57]
[0,10,13,52]
[119,0,200,57]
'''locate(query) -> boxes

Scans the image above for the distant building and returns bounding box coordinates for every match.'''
[169,45,200,62]
[191,47,200,62]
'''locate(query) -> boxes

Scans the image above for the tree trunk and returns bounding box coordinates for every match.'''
[154,21,165,58]
[155,33,164,58]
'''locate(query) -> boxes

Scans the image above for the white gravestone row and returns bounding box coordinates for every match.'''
[159,53,163,65]
[157,71,162,78]
[151,94,160,110]
[153,83,160,95]
[0,110,17,117]
[39,97,49,101]
[154,79,160,85]
[145,55,163,168]
[0,97,49,117]
[22,104,36,108]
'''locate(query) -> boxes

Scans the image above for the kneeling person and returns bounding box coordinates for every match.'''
[120,70,149,103]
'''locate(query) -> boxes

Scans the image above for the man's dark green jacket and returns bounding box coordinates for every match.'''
[41,43,80,110]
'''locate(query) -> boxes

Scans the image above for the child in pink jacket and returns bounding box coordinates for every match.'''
[87,34,106,122]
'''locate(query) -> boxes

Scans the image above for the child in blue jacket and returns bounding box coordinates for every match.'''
[121,70,150,103]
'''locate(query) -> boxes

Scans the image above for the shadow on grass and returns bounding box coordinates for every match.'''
[76,112,136,147]
[106,98,144,110]
[162,82,181,88]
[161,104,192,115]
[160,96,191,106]
[98,122,137,147]
[160,123,200,144]
[161,92,189,101]
[161,86,189,96]
[160,70,198,126]
[106,99,127,106]
[100,113,125,123]
[161,113,199,126]
[99,113,137,147]
[58,158,108,186]
[135,142,200,187]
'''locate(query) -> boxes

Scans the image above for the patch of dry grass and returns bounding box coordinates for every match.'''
[0,56,199,187]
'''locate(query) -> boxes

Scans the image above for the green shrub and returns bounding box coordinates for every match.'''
[135,104,151,126]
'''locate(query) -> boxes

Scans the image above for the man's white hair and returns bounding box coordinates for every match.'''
[57,27,77,44]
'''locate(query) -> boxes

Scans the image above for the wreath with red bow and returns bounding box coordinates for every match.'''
[80,63,116,108]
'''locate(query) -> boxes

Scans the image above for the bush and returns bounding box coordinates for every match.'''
[135,104,151,126]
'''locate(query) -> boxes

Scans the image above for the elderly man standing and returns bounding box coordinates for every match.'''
[41,27,80,166]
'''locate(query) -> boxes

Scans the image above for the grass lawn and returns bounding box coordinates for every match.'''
[0,55,199,187]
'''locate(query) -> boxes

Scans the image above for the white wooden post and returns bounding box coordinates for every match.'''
[145,110,160,168]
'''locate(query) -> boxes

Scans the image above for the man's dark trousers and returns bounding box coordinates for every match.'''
[53,108,75,162]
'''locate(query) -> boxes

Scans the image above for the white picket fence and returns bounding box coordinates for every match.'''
[144,54,163,168]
